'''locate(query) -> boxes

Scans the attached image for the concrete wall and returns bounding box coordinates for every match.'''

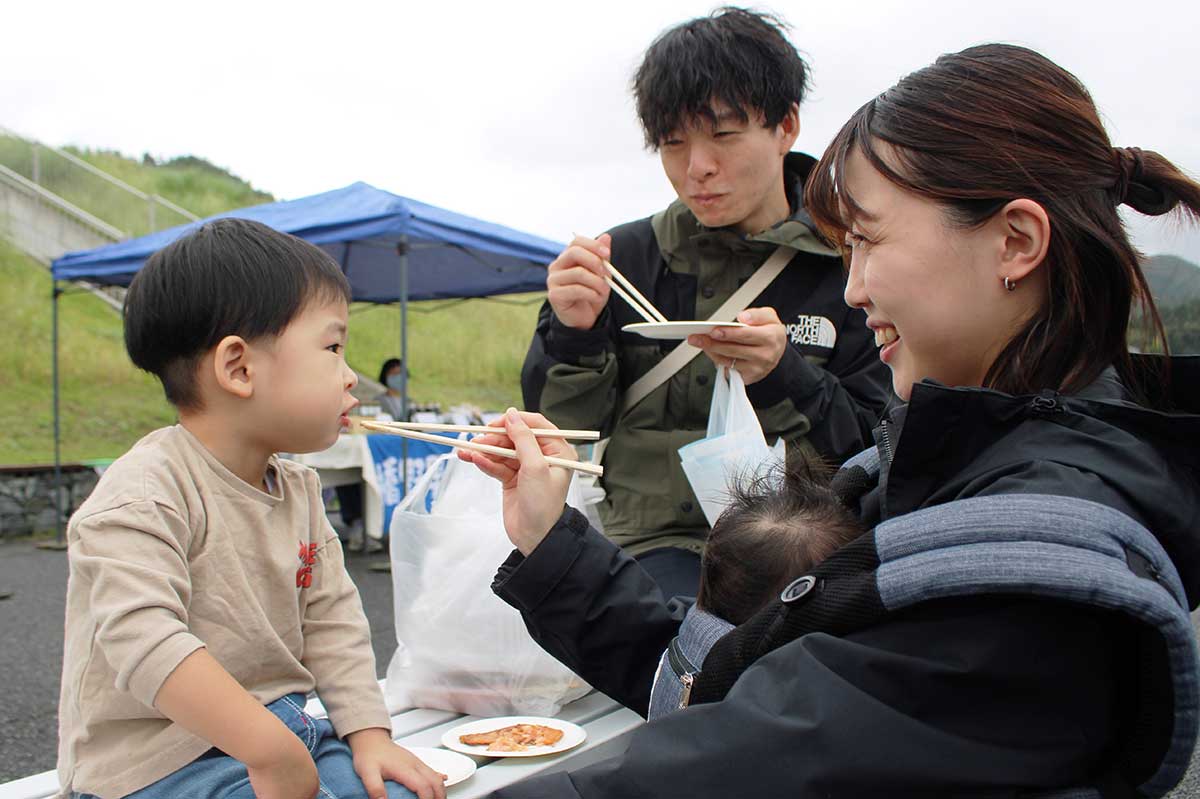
[0,165,121,265]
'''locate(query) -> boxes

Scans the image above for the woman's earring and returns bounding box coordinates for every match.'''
[1003,276,1017,292]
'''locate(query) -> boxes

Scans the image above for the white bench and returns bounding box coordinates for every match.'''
[0,681,643,799]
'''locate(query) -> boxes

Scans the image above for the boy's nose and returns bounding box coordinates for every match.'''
[344,363,359,390]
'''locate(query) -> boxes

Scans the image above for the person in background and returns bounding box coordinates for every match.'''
[376,357,408,422]
[521,8,891,599]
[334,356,408,553]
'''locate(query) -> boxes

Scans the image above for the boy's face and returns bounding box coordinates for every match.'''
[250,298,358,454]
[658,101,799,236]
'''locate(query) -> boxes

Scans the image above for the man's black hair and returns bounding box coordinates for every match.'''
[697,454,863,625]
[632,6,810,149]
[124,217,352,410]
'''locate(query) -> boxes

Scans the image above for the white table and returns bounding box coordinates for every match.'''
[0,685,643,799]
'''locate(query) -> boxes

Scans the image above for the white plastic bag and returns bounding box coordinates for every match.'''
[385,451,590,716]
[678,366,786,527]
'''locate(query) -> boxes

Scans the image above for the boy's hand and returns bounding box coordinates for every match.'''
[245,731,319,799]
[348,728,447,799]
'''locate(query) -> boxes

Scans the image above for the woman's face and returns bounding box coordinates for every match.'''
[841,146,1030,401]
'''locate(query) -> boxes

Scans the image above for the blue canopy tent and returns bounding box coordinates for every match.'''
[47,182,562,540]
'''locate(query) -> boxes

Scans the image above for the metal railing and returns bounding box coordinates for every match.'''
[0,126,200,238]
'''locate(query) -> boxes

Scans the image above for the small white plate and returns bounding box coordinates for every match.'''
[622,321,747,340]
[441,716,587,758]
[404,746,476,787]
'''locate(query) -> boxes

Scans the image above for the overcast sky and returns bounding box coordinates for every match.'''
[4,0,1198,263]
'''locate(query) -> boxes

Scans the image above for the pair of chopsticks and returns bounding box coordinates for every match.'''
[572,231,668,324]
[360,420,604,477]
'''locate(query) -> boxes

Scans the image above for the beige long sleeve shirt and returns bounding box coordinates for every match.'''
[56,425,391,799]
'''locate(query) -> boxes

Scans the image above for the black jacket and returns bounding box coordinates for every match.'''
[488,358,1200,797]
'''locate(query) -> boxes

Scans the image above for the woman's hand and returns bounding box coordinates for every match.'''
[348,728,447,799]
[459,408,575,555]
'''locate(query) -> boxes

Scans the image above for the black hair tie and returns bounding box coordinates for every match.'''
[1112,146,1175,215]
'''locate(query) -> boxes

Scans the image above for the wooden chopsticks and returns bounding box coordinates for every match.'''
[359,421,604,477]
[367,420,599,441]
[572,231,668,323]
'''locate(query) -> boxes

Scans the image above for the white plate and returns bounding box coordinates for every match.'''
[622,321,747,340]
[404,746,476,787]
[441,716,587,758]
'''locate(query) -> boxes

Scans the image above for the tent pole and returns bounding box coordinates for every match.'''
[52,280,64,547]
[397,237,409,500]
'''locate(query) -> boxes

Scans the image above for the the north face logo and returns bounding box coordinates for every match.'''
[787,315,836,348]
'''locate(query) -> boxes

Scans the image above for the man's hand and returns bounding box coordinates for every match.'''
[687,307,788,385]
[348,728,448,799]
[547,233,612,330]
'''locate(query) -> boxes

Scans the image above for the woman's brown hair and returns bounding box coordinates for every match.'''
[805,43,1200,397]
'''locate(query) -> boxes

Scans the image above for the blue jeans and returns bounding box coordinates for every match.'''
[76,693,416,799]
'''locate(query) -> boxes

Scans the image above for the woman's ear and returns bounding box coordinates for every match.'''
[212,335,254,400]
[996,198,1050,284]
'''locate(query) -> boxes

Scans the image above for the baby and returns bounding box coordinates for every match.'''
[648,457,864,719]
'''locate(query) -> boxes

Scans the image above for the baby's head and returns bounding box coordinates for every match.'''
[124,218,357,453]
[696,456,864,625]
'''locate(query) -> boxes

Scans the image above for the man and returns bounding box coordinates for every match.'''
[521,8,890,598]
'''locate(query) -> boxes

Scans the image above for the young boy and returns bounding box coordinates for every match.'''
[647,459,864,719]
[57,218,445,799]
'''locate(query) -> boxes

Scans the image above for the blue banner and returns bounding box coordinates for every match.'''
[365,432,455,535]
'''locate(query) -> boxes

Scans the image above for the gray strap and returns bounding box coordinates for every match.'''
[618,244,796,417]
[590,245,796,466]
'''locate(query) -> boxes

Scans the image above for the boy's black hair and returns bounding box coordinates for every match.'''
[697,454,863,625]
[632,6,811,149]
[124,217,352,410]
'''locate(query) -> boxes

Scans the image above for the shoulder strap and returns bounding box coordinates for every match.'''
[618,244,797,417]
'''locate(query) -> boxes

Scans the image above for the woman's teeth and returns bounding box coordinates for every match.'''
[874,327,899,347]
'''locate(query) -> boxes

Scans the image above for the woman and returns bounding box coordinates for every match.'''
[464,44,1200,796]
[375,357,408,421]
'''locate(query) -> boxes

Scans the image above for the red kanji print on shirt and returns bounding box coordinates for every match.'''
[297,542,318,589]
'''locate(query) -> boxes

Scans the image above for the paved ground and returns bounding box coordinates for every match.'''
[3,532,1200,794]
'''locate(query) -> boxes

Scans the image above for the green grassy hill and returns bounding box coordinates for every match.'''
[0,144,543,465]
[1145,254,1200,309]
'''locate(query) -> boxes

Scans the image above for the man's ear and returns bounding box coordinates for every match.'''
[777,103,800,154]
[995,198,1050,284]
[212,335,254,400]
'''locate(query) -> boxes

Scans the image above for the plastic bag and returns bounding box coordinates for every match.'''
[678,366,786,527]
[385,450,591,716]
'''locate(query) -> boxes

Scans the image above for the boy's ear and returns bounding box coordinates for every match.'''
[212,335,254,400]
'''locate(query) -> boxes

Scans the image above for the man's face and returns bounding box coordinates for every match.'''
[658,102,799,235]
